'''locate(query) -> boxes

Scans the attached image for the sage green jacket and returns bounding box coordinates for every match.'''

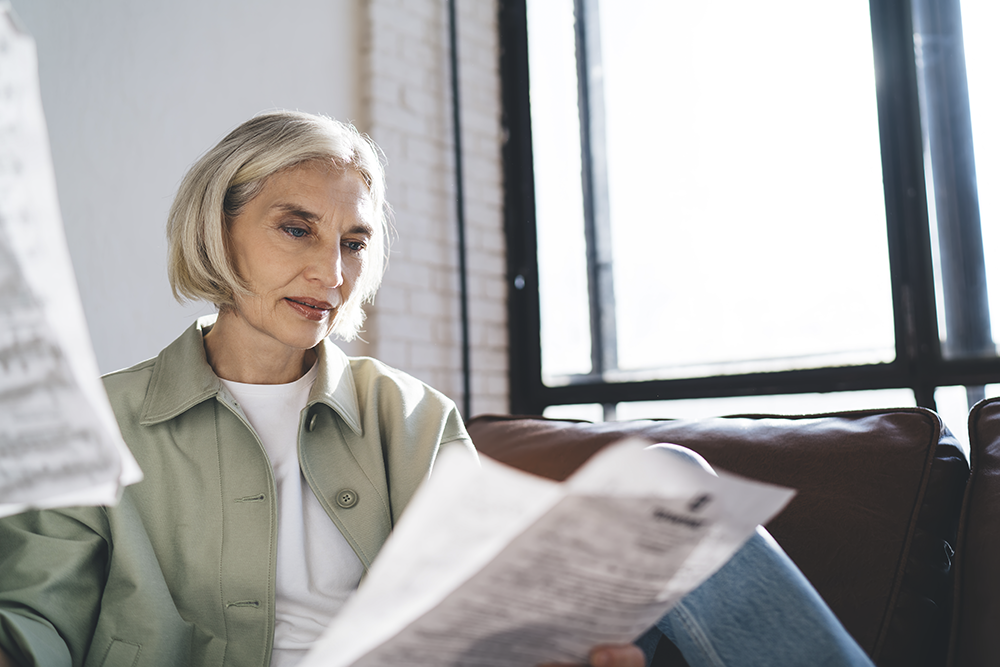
[0,318,476,667]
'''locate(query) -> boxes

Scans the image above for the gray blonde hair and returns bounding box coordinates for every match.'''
[167,110,389,340]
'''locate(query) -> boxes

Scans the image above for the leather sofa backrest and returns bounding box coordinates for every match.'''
[949,396,1000,667]
[466,409,968,667]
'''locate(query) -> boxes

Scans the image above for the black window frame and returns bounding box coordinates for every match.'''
[500,0,1000,416]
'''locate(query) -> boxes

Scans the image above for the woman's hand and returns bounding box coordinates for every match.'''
[540,643,646,667]
[586,644,646,667]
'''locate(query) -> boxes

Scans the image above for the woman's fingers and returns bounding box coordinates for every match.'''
[538,643,646,667]
[588,644,646,667]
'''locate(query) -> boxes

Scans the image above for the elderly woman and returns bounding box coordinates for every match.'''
[0,112,872,667]
[0,112,643,667]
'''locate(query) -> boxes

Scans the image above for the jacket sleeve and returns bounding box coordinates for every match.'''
[0,507,110,667]
[436,403,479,465]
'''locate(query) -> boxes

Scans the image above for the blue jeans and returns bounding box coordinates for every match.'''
[633,529,874,667]
[633,445,874,667]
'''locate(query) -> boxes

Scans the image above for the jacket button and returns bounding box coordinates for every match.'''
[308,413,318,432]
[336,489,358,509]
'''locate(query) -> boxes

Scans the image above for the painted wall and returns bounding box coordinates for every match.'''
[364,0,507,415]
[10,0,362,373]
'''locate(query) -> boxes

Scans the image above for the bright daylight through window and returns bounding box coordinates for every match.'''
[502,0,1000,431]
[965,1,1000,342]
[529,0,894,385]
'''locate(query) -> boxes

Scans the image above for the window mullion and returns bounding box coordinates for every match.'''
[574,0,617,377]
[869,0,942,408]
[912,0,993,360]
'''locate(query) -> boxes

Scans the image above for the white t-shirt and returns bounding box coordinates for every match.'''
[222,364,365,667]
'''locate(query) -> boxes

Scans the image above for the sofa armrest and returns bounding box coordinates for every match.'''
[949,396,1000,667]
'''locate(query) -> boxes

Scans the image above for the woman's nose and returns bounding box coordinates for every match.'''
[308,244,344,288]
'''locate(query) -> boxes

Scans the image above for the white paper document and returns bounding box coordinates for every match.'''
[0,4,142,517]
[301,439,795,667]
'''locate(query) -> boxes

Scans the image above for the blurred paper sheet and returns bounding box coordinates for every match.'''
[300,440,794,667]
[0,4,141,518]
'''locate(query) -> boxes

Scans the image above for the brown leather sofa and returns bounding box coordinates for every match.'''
[950,396,1000,666]
[466,405,973,667]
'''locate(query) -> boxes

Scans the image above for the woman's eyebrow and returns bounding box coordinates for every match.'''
[349,222,375,236]
[271,202,320,222]
[270,202,374,236]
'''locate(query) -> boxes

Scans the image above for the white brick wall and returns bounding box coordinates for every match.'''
[356,0,508,417]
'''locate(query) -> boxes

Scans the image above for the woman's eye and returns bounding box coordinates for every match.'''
[284,226,308,238]
[345,240,366,252]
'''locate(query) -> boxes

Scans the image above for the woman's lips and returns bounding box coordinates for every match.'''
[285,297,334,322]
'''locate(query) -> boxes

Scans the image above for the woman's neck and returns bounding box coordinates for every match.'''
[202,311,317,384]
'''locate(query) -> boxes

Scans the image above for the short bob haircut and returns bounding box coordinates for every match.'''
[167,110,388,341]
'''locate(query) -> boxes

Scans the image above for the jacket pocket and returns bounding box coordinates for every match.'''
[99,639,141,667]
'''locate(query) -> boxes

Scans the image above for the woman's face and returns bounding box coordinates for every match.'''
[224,161,374,356]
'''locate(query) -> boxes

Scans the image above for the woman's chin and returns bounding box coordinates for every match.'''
[280,324,334,351]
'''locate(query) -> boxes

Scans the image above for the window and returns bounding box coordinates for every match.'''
[500,0,1000,427]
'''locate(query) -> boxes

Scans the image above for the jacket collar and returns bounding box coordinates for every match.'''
[139,315,363,435]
